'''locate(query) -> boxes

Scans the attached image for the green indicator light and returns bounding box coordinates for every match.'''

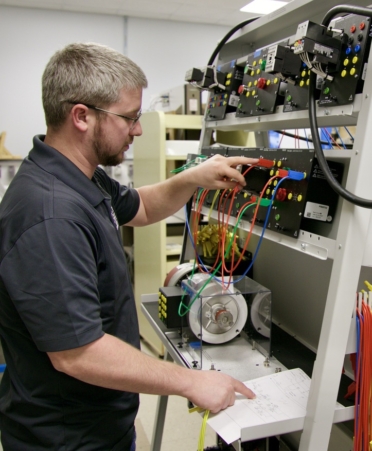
[238,103,242,109]
[244,66,249,74]
[256,100,261,106]
[261,60,267,70]
[286,95,292,101]
[275,214,281,221]
[236,203,240,208]
[323,87,330,95]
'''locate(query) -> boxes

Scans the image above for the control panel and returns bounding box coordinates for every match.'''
[200,147,344,239]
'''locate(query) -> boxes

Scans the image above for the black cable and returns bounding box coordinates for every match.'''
[273,129,330,145]
[308,5,372,208]
[208,17,260,66]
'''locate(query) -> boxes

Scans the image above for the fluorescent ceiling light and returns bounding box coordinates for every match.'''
[240,0,288,14]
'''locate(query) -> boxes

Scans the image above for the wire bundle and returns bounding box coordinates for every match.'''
[354,282,372,450]
[177,161,290,316]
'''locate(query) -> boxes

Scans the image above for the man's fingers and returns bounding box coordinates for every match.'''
[235,380,256,399]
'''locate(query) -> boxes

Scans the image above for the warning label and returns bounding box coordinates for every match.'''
[304,202,329,222]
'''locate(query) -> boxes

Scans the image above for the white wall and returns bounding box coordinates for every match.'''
[127,17,229,111]
[0,5,125,157]
[0,5,229,157]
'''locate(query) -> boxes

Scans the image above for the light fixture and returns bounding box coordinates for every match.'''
[240,0,288,15]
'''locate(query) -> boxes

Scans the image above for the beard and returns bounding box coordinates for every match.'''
[92,120,128,167]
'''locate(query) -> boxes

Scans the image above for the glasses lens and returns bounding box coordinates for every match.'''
[130,111,142,130]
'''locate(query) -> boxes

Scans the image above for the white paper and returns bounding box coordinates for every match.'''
[208,368,312,444]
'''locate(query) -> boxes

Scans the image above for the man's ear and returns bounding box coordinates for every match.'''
[70,104,91,132]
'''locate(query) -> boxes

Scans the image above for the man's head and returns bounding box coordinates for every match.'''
[42,42,148,130]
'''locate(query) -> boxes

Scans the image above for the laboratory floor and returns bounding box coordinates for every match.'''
[136,339,218,451]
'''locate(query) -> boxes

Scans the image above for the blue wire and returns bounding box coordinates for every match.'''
[321,128,332,149]
[343,126,354,142]
[186,177,289,286]
[335,127,346,149]
[304,129,310,149]
[355,313,361,432]
[184,204,217,276]
[230,177,289,284]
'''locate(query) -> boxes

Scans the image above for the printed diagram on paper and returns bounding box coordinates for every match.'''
[207,368,312,444]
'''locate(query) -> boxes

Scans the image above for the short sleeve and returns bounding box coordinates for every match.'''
[1,218,104,352]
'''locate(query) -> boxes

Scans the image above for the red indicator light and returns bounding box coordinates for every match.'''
[257,78,267,89]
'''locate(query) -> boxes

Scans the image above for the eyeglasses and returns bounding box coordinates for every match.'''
[68,102,142,130]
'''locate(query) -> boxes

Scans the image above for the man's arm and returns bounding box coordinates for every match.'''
[127,154,258,227]
[48,333,255,414]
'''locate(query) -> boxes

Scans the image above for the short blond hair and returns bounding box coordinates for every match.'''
[42,42,148,128]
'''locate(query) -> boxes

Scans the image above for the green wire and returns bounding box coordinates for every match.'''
[170,155,208,173]
[178,201,257,316]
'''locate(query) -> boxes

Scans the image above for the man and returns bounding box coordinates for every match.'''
[0,42,257,450]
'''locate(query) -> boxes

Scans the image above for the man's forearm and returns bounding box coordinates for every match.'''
[128,154,258,227]
[48,334,190,396]
[48,333,256,413]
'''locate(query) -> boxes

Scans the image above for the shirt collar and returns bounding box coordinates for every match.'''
[29,135,105,207]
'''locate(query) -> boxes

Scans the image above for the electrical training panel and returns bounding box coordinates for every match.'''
[186,13,372,119]
[200,146,344,238]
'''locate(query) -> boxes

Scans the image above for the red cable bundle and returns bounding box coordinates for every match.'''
[354,294,372,450]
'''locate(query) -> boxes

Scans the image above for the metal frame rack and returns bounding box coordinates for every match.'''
[189,1,372,449]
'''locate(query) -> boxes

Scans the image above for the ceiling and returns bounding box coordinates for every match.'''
[0,0,291,26]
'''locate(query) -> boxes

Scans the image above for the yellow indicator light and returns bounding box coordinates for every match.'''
[266,79,271,86]
[306,79,310,86]
[273,180,278,186]
[244,192,248,198]
[226,80,231,86]
[288,193,293,200]
[274,77,278,84]
[259,59,262,64]
[248,81,252,87]
[341,70,347,77]
[252,90,256,96]
[352,56,359,64]
[277,161,282,167]
[300,80,305,87]
[246,91,250,97]
[254,80,258,86]
[251,70,255,76]
[256,69,261,75]
[266,188,271,195]
[270,169,275,176]
[253,60,257,66]
[297,194,303,202]
[350,68,356,76]
[227,73,232,79]
[343,58,349,66]
[301,70,307,77]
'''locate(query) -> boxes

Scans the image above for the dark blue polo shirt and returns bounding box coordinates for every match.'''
[0,136,141,450]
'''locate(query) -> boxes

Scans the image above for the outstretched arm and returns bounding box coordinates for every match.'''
[48,333,255,414]
[127,154,258,227]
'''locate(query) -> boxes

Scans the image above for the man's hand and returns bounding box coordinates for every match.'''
[184,368,256,414]
[186,154,259,191]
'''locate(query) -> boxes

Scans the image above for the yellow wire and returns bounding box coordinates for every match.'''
[208,190,220,221]
[364,280,372,291]
[198,409,210,451]
[189,407,210,450]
